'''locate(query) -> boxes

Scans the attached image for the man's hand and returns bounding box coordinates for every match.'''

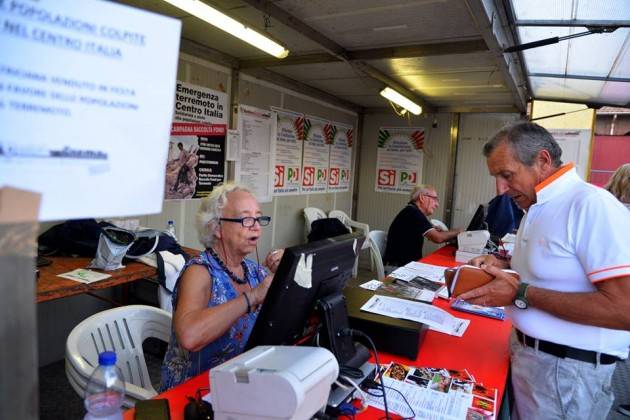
[264,249,284,273]
[458,264,520,307]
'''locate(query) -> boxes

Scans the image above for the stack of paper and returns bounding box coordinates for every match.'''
[389,261,448,300]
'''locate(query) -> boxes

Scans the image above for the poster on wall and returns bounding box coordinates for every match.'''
[302,115,331,194]
[328,122,354,192]
[375,127,425,194]
[165,123,225,200]
[0,0,181,220]
[549,129,591,180]
[174,81,228,124]
[273,108,304,195]
[236,104,276,203]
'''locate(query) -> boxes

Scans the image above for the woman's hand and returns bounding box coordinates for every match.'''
[264,249,284,273]
[251,273,274,306]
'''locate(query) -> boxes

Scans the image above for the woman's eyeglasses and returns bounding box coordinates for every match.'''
[219,216,272,227]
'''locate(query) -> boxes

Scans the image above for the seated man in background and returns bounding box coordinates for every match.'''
[383,184,461,267]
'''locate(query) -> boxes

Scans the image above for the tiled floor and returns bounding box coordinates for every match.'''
[40,342,164,420]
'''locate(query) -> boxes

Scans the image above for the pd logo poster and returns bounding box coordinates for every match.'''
[328,122,353,192]
[273,108,303,195]
[301,115,330,193]
[375,127,424,193]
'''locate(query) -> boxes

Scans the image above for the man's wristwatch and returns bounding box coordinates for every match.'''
[513,282,530,309]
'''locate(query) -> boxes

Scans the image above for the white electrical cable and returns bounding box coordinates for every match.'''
[339,374,369,412]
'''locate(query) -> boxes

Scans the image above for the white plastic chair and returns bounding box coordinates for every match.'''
[303,207,328,241]
[329,210,370,246]
[65,305,172,407]
[367,230,388,280]
[329,210,370,277]
[430,219,448,231]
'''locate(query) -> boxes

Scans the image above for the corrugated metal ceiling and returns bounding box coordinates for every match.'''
[115,0,629,111]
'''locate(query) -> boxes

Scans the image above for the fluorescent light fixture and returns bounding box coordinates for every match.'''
[162,0,289,58]
[380,87,422,115]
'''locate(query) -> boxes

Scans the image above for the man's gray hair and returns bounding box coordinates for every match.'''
[483,121,563,167]
[410,184,436,202]
[196,182,253,249]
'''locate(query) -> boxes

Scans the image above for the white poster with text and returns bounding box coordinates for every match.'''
[273,108,304,195]
[173,81,228,125]
[302,115,330,194]
[375,127,425,194]
[235,104,276,203]
[328,122,353,192]
[0,0,181,220]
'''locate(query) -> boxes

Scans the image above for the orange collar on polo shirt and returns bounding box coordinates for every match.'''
[533,163,578,206]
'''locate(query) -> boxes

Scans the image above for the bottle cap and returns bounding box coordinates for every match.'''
[99,351,117,366]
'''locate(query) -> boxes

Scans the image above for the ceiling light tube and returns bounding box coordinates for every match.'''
[162,0,289,58]
[380,87,422,115]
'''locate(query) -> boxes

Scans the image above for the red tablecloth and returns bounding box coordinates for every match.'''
[125,246,511,420]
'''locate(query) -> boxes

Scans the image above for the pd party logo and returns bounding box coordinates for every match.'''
[399,171,417,185]
[317,168,327,182]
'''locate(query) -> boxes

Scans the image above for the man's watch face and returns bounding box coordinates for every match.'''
[514,299,528,309]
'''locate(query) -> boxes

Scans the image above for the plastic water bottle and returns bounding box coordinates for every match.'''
[166,219,177,241]
[84,351,125,420]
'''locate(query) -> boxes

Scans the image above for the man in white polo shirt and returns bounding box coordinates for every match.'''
[460,121,630,419]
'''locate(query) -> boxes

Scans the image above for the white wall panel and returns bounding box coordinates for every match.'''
[451,113,519,229]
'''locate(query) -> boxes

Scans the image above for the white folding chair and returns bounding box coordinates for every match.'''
[367,230,388,280]
[329,210,370,245]
[65,305,171,407]
[303,207,328,242]
[329,210,370,276]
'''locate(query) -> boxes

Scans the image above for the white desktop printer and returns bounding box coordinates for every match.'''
[210,346,339,420]
[456,230,490,262]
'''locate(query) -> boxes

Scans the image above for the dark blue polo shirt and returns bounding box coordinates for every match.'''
[383,202,434,266]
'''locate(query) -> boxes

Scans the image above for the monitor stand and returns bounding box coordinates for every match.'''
[327,359,375,408]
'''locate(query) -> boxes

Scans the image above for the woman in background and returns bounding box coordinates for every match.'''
[605,163,630,211]
[160,182,283,390]
[605,164,630,418]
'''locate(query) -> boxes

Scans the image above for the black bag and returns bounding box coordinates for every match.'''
[38,220,189,261]
[307,218,350,242]
[38,219,115,257]
[125,229,189,260]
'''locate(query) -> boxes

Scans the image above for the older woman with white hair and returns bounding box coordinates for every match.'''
[160,182,283,390]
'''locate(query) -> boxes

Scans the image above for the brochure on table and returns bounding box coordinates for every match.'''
[367,361,498,419]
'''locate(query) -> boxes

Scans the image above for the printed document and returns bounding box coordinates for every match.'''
[361,295,469,336]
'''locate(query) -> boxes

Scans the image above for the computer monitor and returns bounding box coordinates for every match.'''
[466,204,488,231]
[245,232,365,365]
